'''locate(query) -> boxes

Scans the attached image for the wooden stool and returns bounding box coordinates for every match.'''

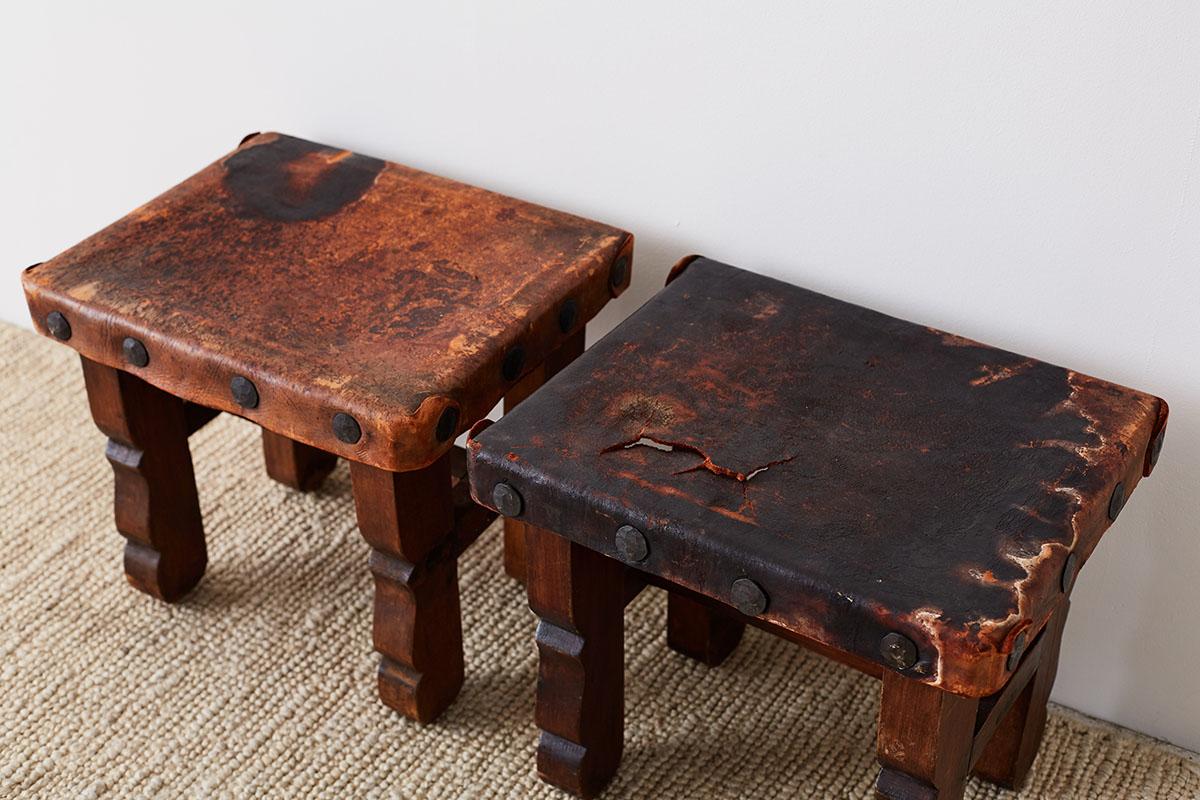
[21,132,633,723]
[466,257,1167,798]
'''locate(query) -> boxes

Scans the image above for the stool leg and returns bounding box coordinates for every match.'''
[350,455,462,723]
[526,524,625,798]
[80,357,206,602]
[973,603,1070,789]
[667,591,745,666]
[501,511,530,582]
[876,672,979,800]
[261,429,337,492]
[502,329,586,582]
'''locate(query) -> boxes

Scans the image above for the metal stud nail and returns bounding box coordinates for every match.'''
[558,298,579,333]
[332,412,361,444]
[435,406,459,442]
[502,346,526,382]
[1007,630,1028,672]
[122,337,149,367]
[1108,481,1126,521]
[1149,429,1165,469]
[615,525,649,563]
[609,255,629,290]
[1061,552,1078,594]
[730,577,768,617]
[492,483,523,517]
[880,632,918,671]
[230,376,259,409]
[45,311,71,341]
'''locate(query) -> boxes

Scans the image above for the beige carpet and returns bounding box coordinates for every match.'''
[1,321,1197,800]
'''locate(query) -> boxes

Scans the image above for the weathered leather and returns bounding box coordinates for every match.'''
[24,133,632,471]
[468,257,1166,697]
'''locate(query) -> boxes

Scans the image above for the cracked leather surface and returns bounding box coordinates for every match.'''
[468,257,1166,696]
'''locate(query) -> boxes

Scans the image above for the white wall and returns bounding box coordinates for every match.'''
[3,1,1198,752]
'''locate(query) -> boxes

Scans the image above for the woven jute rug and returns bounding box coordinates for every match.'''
[1,321,1197,799]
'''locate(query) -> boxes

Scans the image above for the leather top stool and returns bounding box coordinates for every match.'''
[22,132,633,723]
[467,256,1167,798]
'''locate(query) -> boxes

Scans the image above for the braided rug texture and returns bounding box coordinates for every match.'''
[1,322,1197,799]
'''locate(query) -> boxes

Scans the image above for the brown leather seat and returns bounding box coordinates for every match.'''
[23,132,633,724]
[24,132,632,471]
[467,256,1167,798]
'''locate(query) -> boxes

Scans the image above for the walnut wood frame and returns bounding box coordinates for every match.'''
[501,329,586,582]
[523,522,1072,799]
[78,332,584,722]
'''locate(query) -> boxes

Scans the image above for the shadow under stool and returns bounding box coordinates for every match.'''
[466,256,1168,798]
[21,132,633,723]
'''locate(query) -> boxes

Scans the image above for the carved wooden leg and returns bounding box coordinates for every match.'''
[502,329,586,582]
[973,603,1070,789]
[526,524,625,798]
[261,429,337,492]
[350,454,462,723]
[876,672,979,800]
[80,357,206,602]
[666,591,745,666]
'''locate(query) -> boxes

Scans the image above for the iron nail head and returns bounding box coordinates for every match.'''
[1061,552,1078,594]
[730,577,768,617]
[1108,482,1126,521]
[615,525,649,563]
[45,311,71,341]
[1007,630,1028,671]
[230,375,259,409]
[122,337,149,367]
[492,483,523,517]
[880,632,918,671]
[502,346,526,382]
[332,412,361,444]
[436,406,459,442]
[1150,429,1165,468]
[610,255,629,289]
